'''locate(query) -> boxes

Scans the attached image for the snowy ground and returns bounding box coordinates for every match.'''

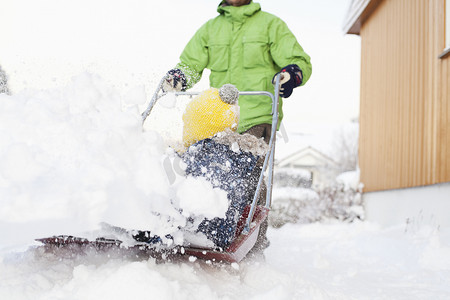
[1,75,450,299]
[1,222,450,299]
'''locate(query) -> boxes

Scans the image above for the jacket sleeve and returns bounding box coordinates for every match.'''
[175,22,210,90]
[269,18,312,86]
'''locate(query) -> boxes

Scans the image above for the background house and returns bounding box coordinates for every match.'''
[275,146,340,187]
[344,0,450,227]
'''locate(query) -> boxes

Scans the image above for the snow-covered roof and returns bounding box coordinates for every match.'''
[276,146,338,169]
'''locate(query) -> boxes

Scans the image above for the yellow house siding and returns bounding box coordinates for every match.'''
[359,0,449,192]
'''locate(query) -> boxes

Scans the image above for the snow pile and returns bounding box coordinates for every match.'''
[315,180,364,222]
[270,187,322,226]
[271,169,364,226]
[0,73,228,247]
[336,169,361,190]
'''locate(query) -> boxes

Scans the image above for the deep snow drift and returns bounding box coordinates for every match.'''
[1,75,449,299]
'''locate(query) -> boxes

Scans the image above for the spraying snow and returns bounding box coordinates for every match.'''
[0,73,229,247]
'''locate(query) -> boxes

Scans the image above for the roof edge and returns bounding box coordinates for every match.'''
[343,0,382,35]
[276,146,338,167]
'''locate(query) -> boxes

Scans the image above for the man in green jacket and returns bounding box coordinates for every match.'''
[163,0,312,253]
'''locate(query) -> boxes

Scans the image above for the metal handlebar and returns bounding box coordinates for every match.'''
[141,75,167,124]
[242,74,281,234]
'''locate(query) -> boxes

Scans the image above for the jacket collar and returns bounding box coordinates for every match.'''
[217,1,261,22]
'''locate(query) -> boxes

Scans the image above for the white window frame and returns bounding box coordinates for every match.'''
[447,0,450,49]
[440,0,450,58]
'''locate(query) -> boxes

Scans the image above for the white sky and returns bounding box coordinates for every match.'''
[0,0,360,125]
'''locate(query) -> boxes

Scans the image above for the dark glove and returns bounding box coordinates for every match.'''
[272,64,303,98]
[162,69,187,92]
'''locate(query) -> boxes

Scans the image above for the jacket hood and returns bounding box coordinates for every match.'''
[217,1,261,22]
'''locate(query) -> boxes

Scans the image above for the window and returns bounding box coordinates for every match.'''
[447,0,450,49]
[440,0,450,58]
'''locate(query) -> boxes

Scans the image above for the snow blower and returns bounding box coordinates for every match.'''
[37,74,282,263]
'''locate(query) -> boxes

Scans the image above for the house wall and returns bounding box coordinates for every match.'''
[359,0,450,192]
[363,182,450,228]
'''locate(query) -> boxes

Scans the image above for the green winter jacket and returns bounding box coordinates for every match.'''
[176,1,312,133]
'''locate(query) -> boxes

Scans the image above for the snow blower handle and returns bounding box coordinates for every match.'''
[242,73,282,235]
[141,75,168,124]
